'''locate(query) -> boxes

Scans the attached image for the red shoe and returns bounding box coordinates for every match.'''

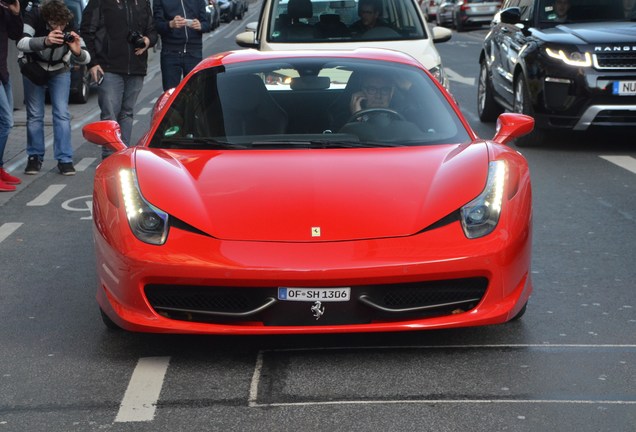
[0,168,21,185]
[0,179,16,192]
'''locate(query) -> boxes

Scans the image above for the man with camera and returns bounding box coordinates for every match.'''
[16,0,90,176]
[0,0,23,190]
[80,0,157,158]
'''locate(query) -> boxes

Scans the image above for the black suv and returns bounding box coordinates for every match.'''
[478,0,636,146]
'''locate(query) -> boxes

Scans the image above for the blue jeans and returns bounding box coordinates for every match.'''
[160,50,202,91]
[0,79,14,168]
[97,72,144,155]
[23,71,73,163]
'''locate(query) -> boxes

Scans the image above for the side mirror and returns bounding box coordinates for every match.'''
[492,113,534,145]
[499,7,521,25]
[236,30,257,48]
[432,26,452,43]
[82,120,127,152]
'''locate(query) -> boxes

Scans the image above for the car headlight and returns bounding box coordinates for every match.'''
[119,169,169,245]
[460,160,506,239]
[545,47,592,67]
[428,65,448,89]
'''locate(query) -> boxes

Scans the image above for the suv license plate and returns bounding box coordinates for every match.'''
[613,81,636,95]
[278,287,351,302]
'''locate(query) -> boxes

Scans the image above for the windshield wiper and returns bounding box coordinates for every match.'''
[160,137,249,149]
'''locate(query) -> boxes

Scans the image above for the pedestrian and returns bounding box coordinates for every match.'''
[80,0,157,159]
[0,0,23,191]
[153,0,210,91]
[17,0,90,176]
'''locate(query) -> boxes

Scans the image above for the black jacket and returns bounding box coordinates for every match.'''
[0,5,23,84]
[153,0,210,53]
[80,0,158,76]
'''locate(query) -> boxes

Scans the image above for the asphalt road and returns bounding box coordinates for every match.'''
[0,13,635,432]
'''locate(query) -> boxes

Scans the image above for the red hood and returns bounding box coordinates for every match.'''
[134,144,489,242]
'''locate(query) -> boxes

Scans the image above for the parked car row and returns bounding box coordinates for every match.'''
[436,0,501,31]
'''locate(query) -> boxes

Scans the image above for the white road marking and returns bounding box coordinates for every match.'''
[137,107,152,116]
[252,398,636,408]
[248,350,264,407]
[600,155,636,174]
[74,157,97,172]
[0,223,22,243]
[445,67,475,86]
[26,184,66,206]
[115,356,171,423]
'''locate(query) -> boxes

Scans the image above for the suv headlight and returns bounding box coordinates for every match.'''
[545,47,592,67]
[460,161,506,239]
[120,169,170,245]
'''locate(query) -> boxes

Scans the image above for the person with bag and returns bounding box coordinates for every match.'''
[153,0,210,91]
[16,0,90,176]
[0,0,23,191]
[80,0,157,159]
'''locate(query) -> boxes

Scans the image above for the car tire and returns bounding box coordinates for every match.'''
[477,59,502,122]
[513,75,545,147]
[100,308,123,331]
[70,67,89,104]
[510,302,527,321]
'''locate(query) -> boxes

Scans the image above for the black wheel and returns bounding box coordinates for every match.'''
[513,75,545,147]
[510,302,527,321]
[347,108,405,124]
[477,59,502,122]
[70,68,89,104]
[100,308,123,331]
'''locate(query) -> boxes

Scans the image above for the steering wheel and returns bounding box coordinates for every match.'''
[347,108,405,124]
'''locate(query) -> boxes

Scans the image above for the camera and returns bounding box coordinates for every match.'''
[63,32,75,43]
[127,31,146,49]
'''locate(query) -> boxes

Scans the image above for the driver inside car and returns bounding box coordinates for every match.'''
[341,71,424,142]
[350,73,395,115]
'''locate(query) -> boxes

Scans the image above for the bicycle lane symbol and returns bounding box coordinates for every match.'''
[62,195,93,220]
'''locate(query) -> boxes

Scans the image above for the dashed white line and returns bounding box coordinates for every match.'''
[74,157,97,172]
[26,184,66,206]
[600,155,636,174]
[115,356,171,423]
[0,223,23,243]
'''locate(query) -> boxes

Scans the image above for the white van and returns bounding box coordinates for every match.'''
[236,0,452,88]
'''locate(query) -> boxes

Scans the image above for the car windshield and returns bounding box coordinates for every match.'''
[148,58,468,149]
[265,0,426,42]
[538,0,636,25]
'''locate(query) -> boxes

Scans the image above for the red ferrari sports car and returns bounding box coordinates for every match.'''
[83,48,535,334]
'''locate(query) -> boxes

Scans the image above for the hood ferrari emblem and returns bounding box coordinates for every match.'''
[311,301,325,320]
[311,227,321,237]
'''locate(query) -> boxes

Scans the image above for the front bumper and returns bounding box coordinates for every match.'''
[94,209,533,334]
[532,51,636,131]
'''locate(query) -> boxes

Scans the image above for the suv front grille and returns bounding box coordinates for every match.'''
[594,53,636,70]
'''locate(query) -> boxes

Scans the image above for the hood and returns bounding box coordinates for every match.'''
[535,22,636,45]
[134,144,489,242]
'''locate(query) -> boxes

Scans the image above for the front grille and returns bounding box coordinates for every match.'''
[145,277,488,326]
[594,53,636,70]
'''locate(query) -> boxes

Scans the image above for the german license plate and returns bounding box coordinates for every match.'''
[278,287,351,302]
[613,81,636,95]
